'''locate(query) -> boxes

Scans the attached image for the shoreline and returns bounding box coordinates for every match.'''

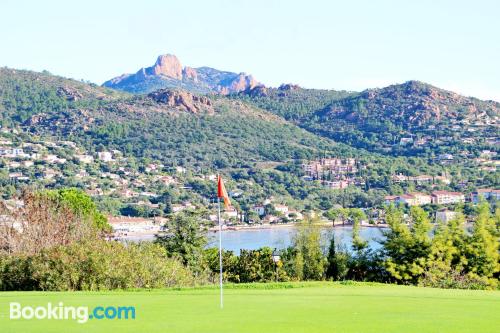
[208,221,389,232]
[112,222,389,239]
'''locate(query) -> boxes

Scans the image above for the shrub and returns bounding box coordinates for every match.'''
[0,240,202,291]
[419,268,493,290]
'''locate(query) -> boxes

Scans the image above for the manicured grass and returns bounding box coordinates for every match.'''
[0,282,499,333]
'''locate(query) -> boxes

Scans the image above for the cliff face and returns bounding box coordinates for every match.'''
[103,54,262,94]
[148,54,183,79]
[147,89,213,113]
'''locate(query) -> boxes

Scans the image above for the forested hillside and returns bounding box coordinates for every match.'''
[238,80,499,158]
[0,67,498,214]
[0,68,359,169]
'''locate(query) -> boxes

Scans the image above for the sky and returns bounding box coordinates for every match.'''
[1,0,499,101]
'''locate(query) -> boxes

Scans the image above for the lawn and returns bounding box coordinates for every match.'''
[0,282,499,333]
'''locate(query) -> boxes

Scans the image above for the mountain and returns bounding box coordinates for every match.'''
[239,80,500,156]
[319,80,499,128]
[0,68,357,170]
[102,54,260,94]
[1,67,498,212]
[0,67,126,126]
[309,81,499,154]
[235,84,355,120]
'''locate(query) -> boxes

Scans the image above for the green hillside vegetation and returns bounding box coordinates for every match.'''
[311,81,500,155]
[0,68,498,214]
[238,81,500,158]
[0,67,126,125]
[0,68,356,169]
[86,97,354,169]
[234,84,354,120]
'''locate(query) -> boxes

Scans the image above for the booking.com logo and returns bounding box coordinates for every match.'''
[9,302,136,324]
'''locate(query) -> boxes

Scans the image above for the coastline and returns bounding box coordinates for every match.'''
[208,221,388,232]
[111,221,389,240]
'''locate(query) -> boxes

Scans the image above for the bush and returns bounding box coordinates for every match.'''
[0,240,202,291]
[204,247,288,283]
[419,268,493,290]
[238,247,287,283]
[204,248,240,283]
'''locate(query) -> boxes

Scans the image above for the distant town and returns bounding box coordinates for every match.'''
[1,126,498,239]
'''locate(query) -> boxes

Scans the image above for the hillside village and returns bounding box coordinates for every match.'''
[0,65,498,242]
[1,123,498,238]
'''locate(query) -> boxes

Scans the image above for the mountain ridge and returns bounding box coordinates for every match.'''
[319,80,500,126]
[2,66,498,161]
[102,54,260,95]
[237,79,499,156]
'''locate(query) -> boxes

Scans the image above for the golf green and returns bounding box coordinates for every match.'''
[1,282,499,332]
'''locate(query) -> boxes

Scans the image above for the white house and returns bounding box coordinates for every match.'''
[98,151,113,162]
[431,191,465,205]
[274,204,289,214]
[410,192,432,206]
[435,210,458,223]
[75,154,94,164]
[108,216,160,234]
[385,193,431,206]
[175,166,187,174]
[399,137,413,146]
[223,208,238,219]
[252,205,266,216]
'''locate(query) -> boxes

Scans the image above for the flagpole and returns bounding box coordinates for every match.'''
[217,196,223,309]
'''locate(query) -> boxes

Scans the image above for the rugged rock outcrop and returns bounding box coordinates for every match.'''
[57,86,83,101]
[147,89,213,113]
[182,66,198,81]
[225,73,259,93]
[148,54,183,79]
[242,85,269,97]
[278,83,301,91]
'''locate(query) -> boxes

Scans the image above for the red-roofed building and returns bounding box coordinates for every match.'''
[384,192,432,206]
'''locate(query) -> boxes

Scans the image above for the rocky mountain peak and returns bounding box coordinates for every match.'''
[150,54,183,79]
[182,66,198,81]
[103,54,262,95]
[230,73,259,91]
[217,73,260,94]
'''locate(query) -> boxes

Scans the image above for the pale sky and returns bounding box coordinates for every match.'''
[1,0,499,101]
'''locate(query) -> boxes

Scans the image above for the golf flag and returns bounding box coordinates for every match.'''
[216,174,229,309]
[217,175,231,209]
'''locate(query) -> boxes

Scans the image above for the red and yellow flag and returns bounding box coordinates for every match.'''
[217,175,231,209]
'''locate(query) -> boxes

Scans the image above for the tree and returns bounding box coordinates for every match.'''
[324,207,349,224]
[237,247,285,282]
[325,236,349,280]
[155,212,207,272]
[463,202,499,287]
[0,190,98,255]
[422,213,470,289]
[290,218,326,280]
[349,208,368,251]
[204,248,239,283]
[49,188,110,232]
[410,206,431,235]
[264,204,278,216]
[380,205,419,283]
